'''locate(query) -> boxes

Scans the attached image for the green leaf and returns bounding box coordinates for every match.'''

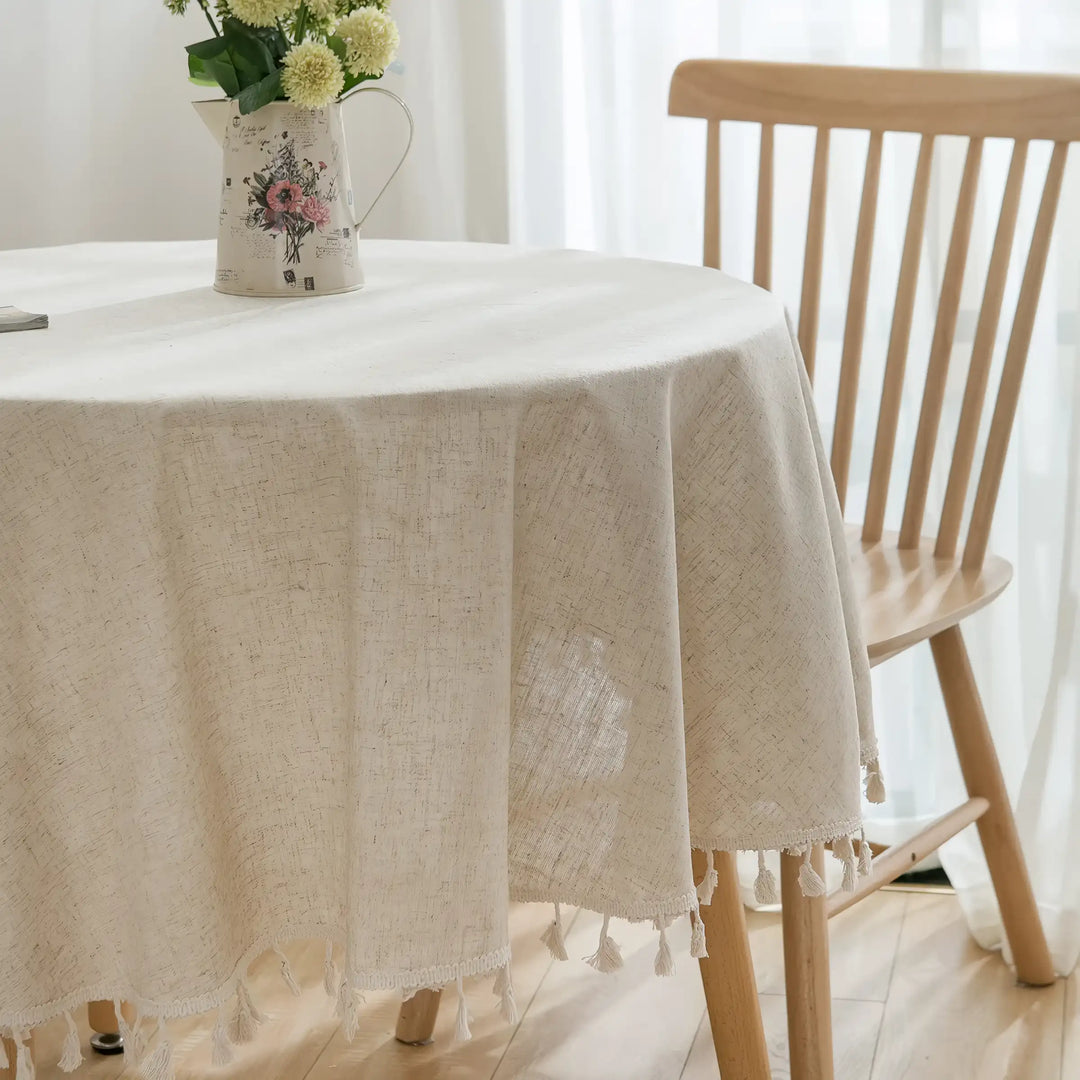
[237,68,283,115]
[187,53,220,87]
[203,55,240,97]
[186,36,230,60]
[222,17,276,79]
[326,35,348,65]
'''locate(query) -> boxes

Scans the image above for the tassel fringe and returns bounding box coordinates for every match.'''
[493,963,519,1024]
[114,999,143,1062]
[859,829,874,876]
[336,977,362,1044]
[864,759,887,804]
[833,836,858,893]
[586,914,623,973]
[654,924,675,977]
[274,943,302,997]
[323,940,338,999]
[696,849,718,906]
[540,902,569,962]
[754,850,779,904]
[230,977,267,1045]
[211,1006,234,1067]
[13,1030,33,1080]
[689,909,708,959]
[797,848,827,897]
[139,1019,173,1080]
[454,976,472,1042]
[58,1011,83,1073]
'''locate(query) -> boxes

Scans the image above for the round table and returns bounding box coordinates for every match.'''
[0,240,875,1065]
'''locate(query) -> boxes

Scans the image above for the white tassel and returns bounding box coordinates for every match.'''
[754,850,779,904]
[864,759,886,804]
[654,924,675,977]
[139,1019,173,1080]
[13,1030,34,1080]
[230,977,267,1044]
[798,848,827,897]
[58,1011,83,1073]
[323,940,338,999]
[274,943,302,997]
[689,909,708,959]
[211,1005,234,1067]
[0,1031,9,1070]
[696,849,718,906]
[336,976,362,1044]
[859,830,874,876]
[454,976,472,1042]
[493,963,519,1024]
[586,914,624,973]
[540,902,569,962]
[114,999,143,1062]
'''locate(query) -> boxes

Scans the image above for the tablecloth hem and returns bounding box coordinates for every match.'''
[509,887,699,924]
[0,925,512,1035]
[690,813,865,856]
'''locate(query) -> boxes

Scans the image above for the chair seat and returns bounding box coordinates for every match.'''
[848,526,1013,666]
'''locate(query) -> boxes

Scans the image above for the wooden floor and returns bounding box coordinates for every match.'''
[20,891,1076,1080]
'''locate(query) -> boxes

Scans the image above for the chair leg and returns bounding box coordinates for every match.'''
[1,1030,34,1080]
[930,624,1056,986]
[692,848,771,1080]
[395,988,442,1045]
[781,844,834,1080]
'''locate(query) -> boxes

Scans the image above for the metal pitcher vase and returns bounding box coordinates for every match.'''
[194,89,412,297]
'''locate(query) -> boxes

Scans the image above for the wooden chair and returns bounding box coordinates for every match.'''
[669,59,1078,1079]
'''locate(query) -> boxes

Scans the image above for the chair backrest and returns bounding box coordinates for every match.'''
[669,59,1080,568]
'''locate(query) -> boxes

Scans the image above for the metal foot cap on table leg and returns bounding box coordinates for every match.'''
[89,1032,124,1055]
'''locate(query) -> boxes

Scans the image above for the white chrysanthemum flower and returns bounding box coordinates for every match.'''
[336,7,399,77]
[229,0,299,27]
[304,0,337,17]
[280,39,345,108]
[163,0,190,13]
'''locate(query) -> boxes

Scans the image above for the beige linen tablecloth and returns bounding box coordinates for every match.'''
[0,240,877,1070]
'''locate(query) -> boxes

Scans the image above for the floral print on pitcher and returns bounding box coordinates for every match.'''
[245,133,336,264]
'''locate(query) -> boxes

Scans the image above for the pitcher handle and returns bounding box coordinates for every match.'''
[341,85,414,232]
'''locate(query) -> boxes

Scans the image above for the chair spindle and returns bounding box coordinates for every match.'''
[755,123,775,289]
[798,126,831,383]
[898,137,984,548]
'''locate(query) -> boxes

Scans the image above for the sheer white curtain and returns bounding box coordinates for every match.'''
[3,0,1079,975]
[495,0,1080,976]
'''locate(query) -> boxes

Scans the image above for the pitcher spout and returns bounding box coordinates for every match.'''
[192,99,229,148]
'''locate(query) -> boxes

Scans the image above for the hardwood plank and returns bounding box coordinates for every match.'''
[870,893,1064,1080]
[1064,969,1078,1079]
[492,908,705,1079]
[745,889,907,1004]
[681,996,882,1080]
[305,901,564,1080]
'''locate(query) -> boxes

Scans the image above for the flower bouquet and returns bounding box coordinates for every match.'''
[165,0,400,114]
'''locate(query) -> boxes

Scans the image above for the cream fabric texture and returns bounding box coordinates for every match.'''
[0,241,874,1032]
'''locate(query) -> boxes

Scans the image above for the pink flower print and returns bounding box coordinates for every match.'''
[300,196,332,230]
[266,181,304,213]
[264,209,286,233]
[318,161,327,170]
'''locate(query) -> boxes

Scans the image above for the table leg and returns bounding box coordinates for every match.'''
[1,1031,34,1080]
[395,989,442,1045]
[88,999,130,1055]
[691,848,772,1079]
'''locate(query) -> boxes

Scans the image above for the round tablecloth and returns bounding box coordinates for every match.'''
[0,240,876,1059]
